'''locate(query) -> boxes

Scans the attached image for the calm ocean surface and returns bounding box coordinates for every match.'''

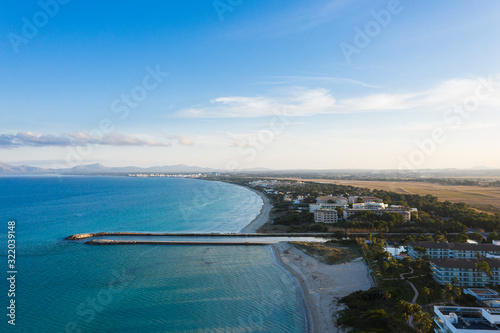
[0,176,305,332]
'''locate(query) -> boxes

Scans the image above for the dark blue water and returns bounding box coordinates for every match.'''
[0,176,305,332]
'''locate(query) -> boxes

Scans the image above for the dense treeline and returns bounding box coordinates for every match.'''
[371,189,500,231]
[337,211,406,231]
[252,180,500,232]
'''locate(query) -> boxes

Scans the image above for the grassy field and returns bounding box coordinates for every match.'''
[291,241,363,264]
[280,178,500,213]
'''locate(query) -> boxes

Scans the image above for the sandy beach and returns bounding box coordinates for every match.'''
[238,184,373,332]
[271,243,374,333]
[239,187,273,233]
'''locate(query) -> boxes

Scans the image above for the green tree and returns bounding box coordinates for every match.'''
[453,286,462,303]
[418,234,434,241]
[487,232,499,243]
[302,196,316,203]
[403,235,415,244]
[422,287,431,303]
[399,301,419,323]
[457,233,468,243]
[469,232,484,243]
[476,261,493,276]
[441,283,454,302]
[414,246,427,256]
[435,233,447,242]
[413,311,433,333]
[336,206,344,218]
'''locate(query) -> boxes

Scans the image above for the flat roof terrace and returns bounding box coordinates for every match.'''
[436,307,500,331]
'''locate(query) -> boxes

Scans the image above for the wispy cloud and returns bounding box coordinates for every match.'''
[394,121,499,132]
[0,132,170,149]
[257,76,380,88]
[163,134,194,146]
[226,0,351,38]
[176,75,500,118]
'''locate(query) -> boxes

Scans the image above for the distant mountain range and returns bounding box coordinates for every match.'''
[0,161,225,175]
[1,161,499,177]
[0,162,49,174]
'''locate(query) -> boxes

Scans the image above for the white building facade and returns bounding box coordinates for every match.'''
[434,306,500,332]
[430,258,500,287]
[314,209,338,223]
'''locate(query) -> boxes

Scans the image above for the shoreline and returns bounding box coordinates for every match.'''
[239,186,273,233]
[270,243,374,333]
[270,244,315,333]
[237,184,318,332]
[237,184,320,332]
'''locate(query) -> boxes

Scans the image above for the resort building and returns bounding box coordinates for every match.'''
[348,196,384,204]
[352,202,388,210]
[309,203,347,213]
[316,195,348,205]
[407,241,500,260]
[464,288,500,308]
[429,258,500,286]
[464,288,500,301]
[314,209,338,223]
[343,206,412,222]
[434,306,500,332]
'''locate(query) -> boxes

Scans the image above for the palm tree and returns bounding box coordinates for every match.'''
[422,287,431,304]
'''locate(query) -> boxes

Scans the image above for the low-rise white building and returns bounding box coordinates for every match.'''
[430,258,500,287]
[348,196,384,204]
[309,203,347,213]
[434,306,500,332]
[407,241,500,260]
[463,288,500,301]
[316,195,348,205]
[352,202,388,210]
[314,209,338,223]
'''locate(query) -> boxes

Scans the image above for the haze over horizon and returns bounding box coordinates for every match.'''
[2,1,500,170]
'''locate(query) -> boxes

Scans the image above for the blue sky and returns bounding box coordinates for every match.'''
[1,0,499,170]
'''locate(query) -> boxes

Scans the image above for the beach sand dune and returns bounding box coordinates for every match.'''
[271,243,374,333]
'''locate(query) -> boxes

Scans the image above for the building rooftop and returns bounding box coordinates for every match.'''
[409,241,500,252]
[436,307,500,331]
[317,196,345,200]
[430,258,500,269]
[483,300,500,308]
[467,288,499,296]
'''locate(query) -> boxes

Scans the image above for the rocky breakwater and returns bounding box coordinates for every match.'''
[65,233,100,240]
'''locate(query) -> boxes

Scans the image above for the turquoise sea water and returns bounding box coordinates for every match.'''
[0,176,306,332]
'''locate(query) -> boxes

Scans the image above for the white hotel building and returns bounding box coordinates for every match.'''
[407,242,500,260]
[343,205,413,222]
[313,209,338,223]
[434,306,500,332]
[315,196,348,205]
[430,258,500,287]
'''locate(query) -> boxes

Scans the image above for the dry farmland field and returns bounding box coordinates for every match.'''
[281,178,500,213]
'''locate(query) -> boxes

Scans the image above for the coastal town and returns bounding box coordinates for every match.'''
[60,174,500,332]
[237,177,500,332]
[4,1,499,332]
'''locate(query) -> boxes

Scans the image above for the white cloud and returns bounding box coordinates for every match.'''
[257,76,380,88]
[225,0,351,38]
[164,134,194,146]
[176,75,500,118]
[0,132,171,148]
